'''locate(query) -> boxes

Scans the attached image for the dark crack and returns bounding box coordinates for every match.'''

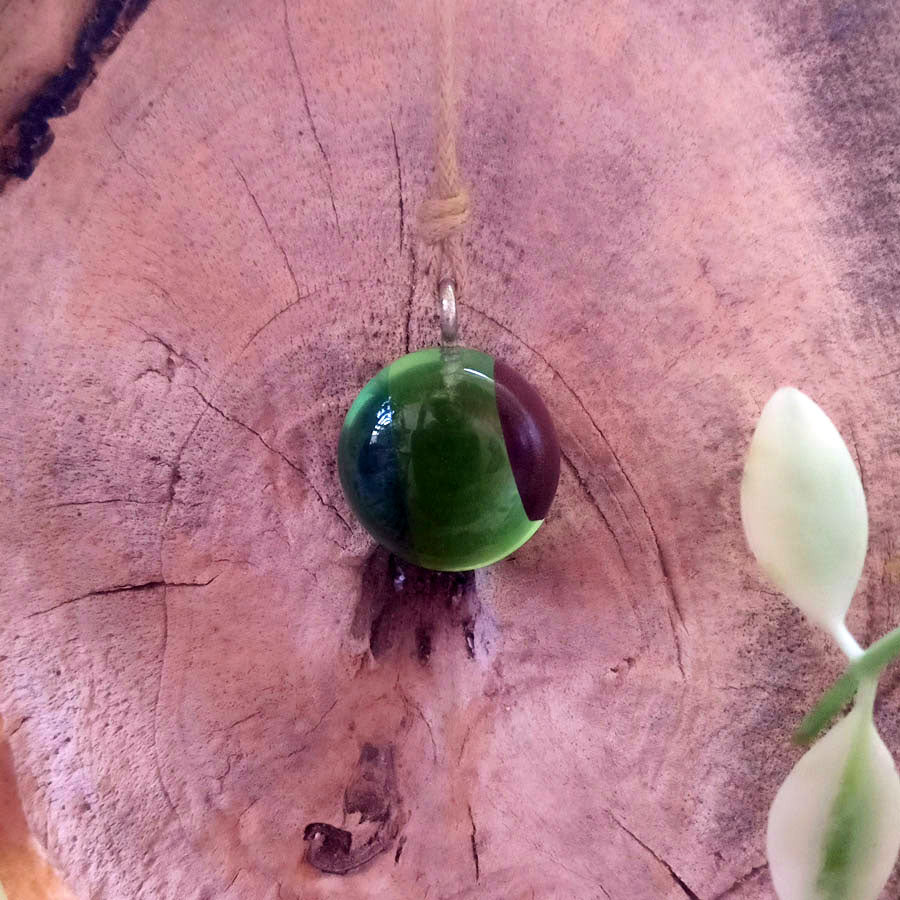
[849,425,868,500]
[404,243,416,354]
[222,711,261,732]
[711,863,768,899]
[397,680,437,762]
[464,302,635,535]
[103,124,148,181]
[467,804,480,882]
[282,0,340,234]
[1,0,153,187]
[237,798,260,823]
[653,531,687,680]
[560,450,628,573]
[132,274,183,314]
[114,315,208,374]
[390,118,404,252]
[212,752,240,792]
[234,285,318,364]
[25,575,219,619]
[166,462,181,503]
[608,811,699,899]
[415,624,432,664]
[7,716,31,738]
[159,399,209,556]
[150,584,190,844]
[228,276,405,375]
[139,337,205,375]
[224,868,242,893]
[457,722,474,765]
[231,161,303,310]
[190,386,352,533]
[466,302,686,674]
[46,497,161,509]
[281,698,339,760]
[872,365,900,380]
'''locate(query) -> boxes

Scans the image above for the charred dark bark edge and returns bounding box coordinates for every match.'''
[0,0,152,190]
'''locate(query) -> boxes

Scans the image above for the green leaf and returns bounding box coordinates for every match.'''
[741,388,867,639]
[768,684,900,900]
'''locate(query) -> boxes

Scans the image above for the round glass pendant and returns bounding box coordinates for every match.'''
[338,347,560,571]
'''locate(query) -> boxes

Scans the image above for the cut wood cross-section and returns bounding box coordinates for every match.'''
[2,1,900,898]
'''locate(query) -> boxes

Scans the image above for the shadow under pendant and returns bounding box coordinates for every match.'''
[338,347,560,571]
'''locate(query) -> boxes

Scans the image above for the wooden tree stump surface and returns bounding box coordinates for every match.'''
[2,1,900,898]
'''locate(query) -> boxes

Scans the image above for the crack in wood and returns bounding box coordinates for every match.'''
[237,798,261,823]
[151,585,192,843]
[25,575,219,619]
[280,698,338,760]
[467,803,480,882]
[397,679,437,763]
[212,752,241,792]
[103,124,149,181]
[7,716,31,738]
[189,385,352,532]
[404,243,416,354]
[607,810,699,899]
[231,161,303,315]
[560,450,629,573]
[282,0,340,235]
[849,424,868,501]
[710,863,768,899]
[220,710,261,733]
[112,315,208,376]
[1,0,153,187]
[45,497,161,509]
[390,118,404,252]
[465,301,687,676]
[464,302,636,534]
[224,867,243,893]
[655,535,687,680]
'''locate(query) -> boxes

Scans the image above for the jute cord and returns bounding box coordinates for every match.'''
[417,0,471,307]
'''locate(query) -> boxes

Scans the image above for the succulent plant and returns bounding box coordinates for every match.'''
[742,387,900,900]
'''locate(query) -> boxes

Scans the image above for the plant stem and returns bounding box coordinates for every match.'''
[795,624,900,745]
[832,620,864,661]
[854,676,877,716]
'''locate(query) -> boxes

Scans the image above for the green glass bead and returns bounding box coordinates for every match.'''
[338,347,560,571]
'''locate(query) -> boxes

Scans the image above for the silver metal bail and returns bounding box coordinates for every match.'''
[439,278,459,345]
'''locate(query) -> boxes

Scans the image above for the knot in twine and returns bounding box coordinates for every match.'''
[416,0,470,302]
[417,189,471,245]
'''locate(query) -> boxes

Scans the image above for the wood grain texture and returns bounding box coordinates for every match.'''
[0,0,151,185]
[2,1,900,898]
[0,0,94,130]
[0,718,75,899]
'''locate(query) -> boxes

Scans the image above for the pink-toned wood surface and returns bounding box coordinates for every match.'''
[2,1,900,898]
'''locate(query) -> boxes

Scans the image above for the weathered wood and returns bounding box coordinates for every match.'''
[0,0,151,186]
[2,1,900,898]
[0,719,75,899]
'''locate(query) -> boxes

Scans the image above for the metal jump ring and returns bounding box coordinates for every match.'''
[439,278,458,345]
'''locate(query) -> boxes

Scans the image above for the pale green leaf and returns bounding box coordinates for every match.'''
[741,387,867,636]
[767,695,900,900]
